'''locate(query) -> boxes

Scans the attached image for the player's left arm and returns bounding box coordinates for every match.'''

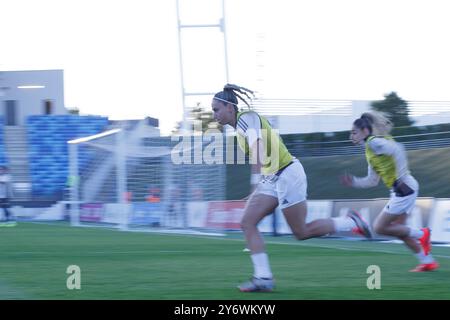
[237,113,263,197]
[249,139,264,192]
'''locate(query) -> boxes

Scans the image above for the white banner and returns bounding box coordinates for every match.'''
[187,201,208,228]
[429,199,450,242]
[186,200,333,233]
[184,198,447,243]
[104,203,130,224]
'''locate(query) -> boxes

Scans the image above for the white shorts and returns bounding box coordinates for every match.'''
[255,158,307,209]
[383,175,419,215]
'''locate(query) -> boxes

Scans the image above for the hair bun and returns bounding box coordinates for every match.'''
[223,84,237,91]
[361,113,373,124]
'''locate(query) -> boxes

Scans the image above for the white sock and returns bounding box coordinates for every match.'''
[251,253,273,279]
[415,251,434,264]
[424,254,435,264]
[409,228,424,239]
[332,217,356,232]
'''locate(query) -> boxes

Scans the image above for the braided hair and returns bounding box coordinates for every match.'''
[213,84,255,111]
[353,111,393,136]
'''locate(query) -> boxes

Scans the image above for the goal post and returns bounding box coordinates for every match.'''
[67,123,227,233]
[68,128,130,229]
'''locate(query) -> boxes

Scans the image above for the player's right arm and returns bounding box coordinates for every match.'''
[351,165,380,188]
[340,164,380,188]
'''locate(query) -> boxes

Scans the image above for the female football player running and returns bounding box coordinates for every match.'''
[212,84,372,292]
[340,112,438,272]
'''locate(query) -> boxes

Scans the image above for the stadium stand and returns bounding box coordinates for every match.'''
[26,115,109,199]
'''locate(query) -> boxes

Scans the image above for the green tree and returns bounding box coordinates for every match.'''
[172,103,223,134]
[371,92,414,127]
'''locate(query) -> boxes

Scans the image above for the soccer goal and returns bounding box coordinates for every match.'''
[67,122,227,234]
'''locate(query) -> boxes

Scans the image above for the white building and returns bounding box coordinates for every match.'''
[256,100,450,134]
[0,70,68,126]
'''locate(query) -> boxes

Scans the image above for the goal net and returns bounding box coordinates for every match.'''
[67,122,227,233]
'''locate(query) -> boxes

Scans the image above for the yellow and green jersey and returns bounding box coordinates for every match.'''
[235,111,293,175]
[365,135,398,188]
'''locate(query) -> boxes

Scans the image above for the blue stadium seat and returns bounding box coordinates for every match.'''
[26,115,109,197]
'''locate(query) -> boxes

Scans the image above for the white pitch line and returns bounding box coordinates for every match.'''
[21,222,450,259]
[264,240,450,259]
[186,235,450,259]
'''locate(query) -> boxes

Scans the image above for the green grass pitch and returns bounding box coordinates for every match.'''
[0,222,449,300]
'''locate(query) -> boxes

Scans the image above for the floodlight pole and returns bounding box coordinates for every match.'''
[176,0,229,133]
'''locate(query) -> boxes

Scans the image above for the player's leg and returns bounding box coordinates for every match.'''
[283,200,334,239]
[373,211,413,238]
[238,192,278,292]
[394,214,422,252]
[373,181,438,272]
[277,160,332,239]
[283,202,371,240]
[279,161,370,239]
[374,193,429,248]
[392,214,432,261]
[373,212,438,271]
[241,192,278,254]
[374,182,433,251]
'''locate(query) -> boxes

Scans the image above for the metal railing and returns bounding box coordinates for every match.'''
[285,131,450,157]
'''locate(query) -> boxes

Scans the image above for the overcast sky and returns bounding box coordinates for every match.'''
[1,0,450,134]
